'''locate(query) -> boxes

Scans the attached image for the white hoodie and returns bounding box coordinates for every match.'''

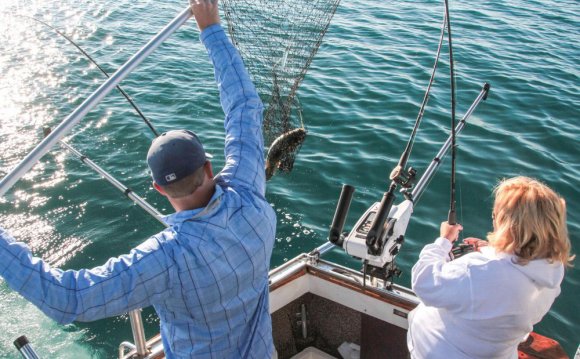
[407,237,564,359]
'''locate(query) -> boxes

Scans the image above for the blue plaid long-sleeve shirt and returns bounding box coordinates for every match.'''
[0,24,276,358]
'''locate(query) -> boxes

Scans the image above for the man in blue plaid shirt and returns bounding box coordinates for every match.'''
[0,1,276,357]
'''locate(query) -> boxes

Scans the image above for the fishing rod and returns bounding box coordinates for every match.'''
[395,12,447,181]
[0,8,192,357]
[444,0,458,225]
[364,13,448,256]
[411,83,490,202]
[14,336,40,359]
[0,6,192,197]
[22,15,161,137]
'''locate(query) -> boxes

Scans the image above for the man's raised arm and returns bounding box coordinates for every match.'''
[192,0,266,196]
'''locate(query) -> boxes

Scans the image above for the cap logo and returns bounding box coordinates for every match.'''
[165,173,177,182]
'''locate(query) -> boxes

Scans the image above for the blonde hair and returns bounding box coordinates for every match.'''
[487,176,573,266]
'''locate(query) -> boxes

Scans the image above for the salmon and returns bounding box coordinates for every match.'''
[265,127,307,180]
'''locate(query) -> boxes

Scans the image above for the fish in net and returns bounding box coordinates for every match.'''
[221,0,341,180]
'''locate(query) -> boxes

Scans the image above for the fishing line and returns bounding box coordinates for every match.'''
[397,12,447,173]
[17,14,160,137]
[444,0,458,225]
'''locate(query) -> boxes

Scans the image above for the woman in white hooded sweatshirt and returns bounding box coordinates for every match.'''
[407,176,573,359]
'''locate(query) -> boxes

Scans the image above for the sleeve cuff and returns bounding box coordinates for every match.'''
[200,23,226,47]
[434,237,453,252]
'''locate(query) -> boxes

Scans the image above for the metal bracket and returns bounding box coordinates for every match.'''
[295,304,308,339]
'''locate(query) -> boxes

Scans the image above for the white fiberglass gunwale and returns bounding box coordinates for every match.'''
[120,252,420,359]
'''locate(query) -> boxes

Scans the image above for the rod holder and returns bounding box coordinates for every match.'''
[328,184,355,246]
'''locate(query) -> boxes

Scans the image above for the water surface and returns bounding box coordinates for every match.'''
[0,0,578,356]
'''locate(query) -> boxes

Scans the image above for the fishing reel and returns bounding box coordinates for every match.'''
[450,243,476,260]
[389,165,417,189]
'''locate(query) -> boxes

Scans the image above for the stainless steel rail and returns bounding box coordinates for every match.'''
[0,6,192,197]
[129,309,149,358]
[119,342,136,359]
[56,138,165,225]
[310,241,335,258]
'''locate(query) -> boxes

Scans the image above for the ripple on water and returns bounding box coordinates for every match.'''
[0,0,579,356]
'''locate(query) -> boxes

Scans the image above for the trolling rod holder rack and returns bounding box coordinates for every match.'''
[328,83,490,289]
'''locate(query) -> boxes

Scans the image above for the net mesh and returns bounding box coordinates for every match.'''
[222,0,340,176]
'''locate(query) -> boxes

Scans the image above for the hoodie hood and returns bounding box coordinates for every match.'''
[480,246,564,288]
[509,258,565,289]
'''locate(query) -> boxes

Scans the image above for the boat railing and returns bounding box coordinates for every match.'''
[118,342,136,359]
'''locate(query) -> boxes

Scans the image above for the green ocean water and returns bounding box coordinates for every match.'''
[0,0,578,357]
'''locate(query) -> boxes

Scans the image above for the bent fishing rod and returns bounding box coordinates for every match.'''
[393,11,447,184]
[2,11,193,354]
[0,6,193,197]
[22,15,160,137]
[42,127,165,356]
[444,0,458,225]
[364,11,448,256]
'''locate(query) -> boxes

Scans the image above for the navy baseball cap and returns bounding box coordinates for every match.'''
[147,130,212,186]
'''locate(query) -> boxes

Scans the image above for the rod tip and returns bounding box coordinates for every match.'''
[483,83,491,100]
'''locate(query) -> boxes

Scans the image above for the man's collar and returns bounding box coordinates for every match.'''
[163,184,224,226]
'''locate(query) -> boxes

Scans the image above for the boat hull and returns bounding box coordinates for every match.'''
[122,253,568,359]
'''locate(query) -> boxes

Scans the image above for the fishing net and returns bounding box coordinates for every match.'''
[222,0,340,177]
